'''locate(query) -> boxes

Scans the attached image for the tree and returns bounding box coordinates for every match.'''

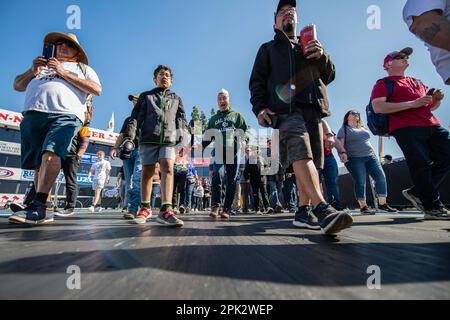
[200,111,207,132]
[210,107,216,117]
[191,105,200,122]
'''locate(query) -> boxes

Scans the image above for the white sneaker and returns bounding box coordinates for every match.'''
[96,207,104,213]
[88,206,95,213]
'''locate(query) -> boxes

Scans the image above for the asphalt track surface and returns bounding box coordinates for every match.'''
[0,210,449,299]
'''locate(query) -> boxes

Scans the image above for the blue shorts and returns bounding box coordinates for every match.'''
[20,111,82,170]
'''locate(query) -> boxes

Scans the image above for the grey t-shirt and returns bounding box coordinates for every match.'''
[337,126,374,158]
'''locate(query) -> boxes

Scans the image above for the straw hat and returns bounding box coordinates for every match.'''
[43,32,89,65]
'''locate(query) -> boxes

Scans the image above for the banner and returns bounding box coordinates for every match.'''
[0,141,21,156]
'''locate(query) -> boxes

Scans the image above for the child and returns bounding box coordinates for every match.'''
[88,150,111,212]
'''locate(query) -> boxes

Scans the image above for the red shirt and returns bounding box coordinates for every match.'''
[370,76,440,134]
[323,133,333,157]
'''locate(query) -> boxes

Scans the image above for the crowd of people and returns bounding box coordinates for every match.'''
[6,0,450,236]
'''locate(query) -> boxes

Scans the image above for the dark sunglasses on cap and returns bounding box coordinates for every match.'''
[349,111,360,116]
[55,39,78,49]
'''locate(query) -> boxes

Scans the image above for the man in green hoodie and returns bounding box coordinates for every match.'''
[203,89,249,219]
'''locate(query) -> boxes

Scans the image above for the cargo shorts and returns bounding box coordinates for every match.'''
[276,107,324,170]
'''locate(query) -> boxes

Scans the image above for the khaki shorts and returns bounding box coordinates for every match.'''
[276,107,324,170]
[139,144,176,165]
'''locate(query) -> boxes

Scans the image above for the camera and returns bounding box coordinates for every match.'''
[118,139,135,160]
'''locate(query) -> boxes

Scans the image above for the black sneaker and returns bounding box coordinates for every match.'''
[54,208,75,217]
[123,211,136,220]
[293,206,320,230]
[275,205,283,213]
[179,206,186,214]
[8,201,48,225]
[9,202,26,213]
[378,203,398,213]
[360,206,375,215]
[424,207,450,220]
[402,188,424,212]
[313,203,353,235]
[265,207,275,214]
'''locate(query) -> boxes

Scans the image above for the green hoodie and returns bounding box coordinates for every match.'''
[203,108,249,150]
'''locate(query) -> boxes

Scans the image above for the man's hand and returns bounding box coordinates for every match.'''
[47,58,68,78]
[32,56,47,76]
[257,108,275,128]
[432,89,444,102]
[412,95,433,108]
[305,40,324,60]
[110,148,118,160]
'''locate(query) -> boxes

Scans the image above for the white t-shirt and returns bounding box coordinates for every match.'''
[23,62,101,123]
[90,159,111,181]
[403,0,450,83]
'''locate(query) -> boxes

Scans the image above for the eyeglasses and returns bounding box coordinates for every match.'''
[55,40,78,49]
[277,8,296,16]
[157,72,172,79]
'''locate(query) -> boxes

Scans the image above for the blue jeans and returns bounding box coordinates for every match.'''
[211,160,239,210]
[122,149,142,213]
[151,183,161,208]
[393,126,450,210]
[268,181,283,208]
[283,175,297,210]
[322,155,342,206]
[185,182,195,208]
[345,154,387,201]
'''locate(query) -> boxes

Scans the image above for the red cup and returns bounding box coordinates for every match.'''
[300,24,317,55]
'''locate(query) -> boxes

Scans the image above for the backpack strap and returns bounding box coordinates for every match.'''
[78,62,88,79]
[381,78,395,103]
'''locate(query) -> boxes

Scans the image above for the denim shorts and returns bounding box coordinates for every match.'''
[20,111,82,170]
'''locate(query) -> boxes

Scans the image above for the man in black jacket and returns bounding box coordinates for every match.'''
[249,0,353,235]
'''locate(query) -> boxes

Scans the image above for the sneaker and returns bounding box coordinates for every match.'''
[293,206,321,230]
[424,207,450,220]
[220,208,230,220]
[360,206,375,215]
[179,206,186,214]
[210,206,220,219]
[156,208,184,227]
[54,208,75,217]
[402,188,424,212]
[8,201,48,225]
[313,203,353,235]
[266,207,275,214]
[275,205,283,214]
[88,206,95,213]
[96,207,104,213]
[9,202,26,213]
[289,208,297,214]
[133,208,153,224]
[123,211,136,220]
[378,203,398,213]
[229,209,237,216]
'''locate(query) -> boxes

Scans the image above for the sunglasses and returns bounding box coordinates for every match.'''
[349,111,360,116]
[394,55,408,60]
[55,40,78,49]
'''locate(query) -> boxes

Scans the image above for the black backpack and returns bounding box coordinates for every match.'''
[366,78,395,136]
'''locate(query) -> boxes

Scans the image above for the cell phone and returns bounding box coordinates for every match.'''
[42,44,56,61]
[427,88,436,96]
[265,114,279,129]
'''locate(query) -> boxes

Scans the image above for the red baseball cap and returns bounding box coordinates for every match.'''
[383,47,413,69]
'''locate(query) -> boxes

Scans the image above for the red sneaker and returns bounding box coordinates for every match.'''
[132,208,153,224]
[156,208,184,227]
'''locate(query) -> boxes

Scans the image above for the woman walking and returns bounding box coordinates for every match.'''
[337,110,397,214]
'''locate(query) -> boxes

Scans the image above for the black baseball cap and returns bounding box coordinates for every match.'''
[276,0,296,15]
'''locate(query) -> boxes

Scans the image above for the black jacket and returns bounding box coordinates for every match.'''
[249,29,336,118]
[123,88,188,146]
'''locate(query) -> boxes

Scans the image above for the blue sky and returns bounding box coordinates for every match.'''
[0,0,448,162]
